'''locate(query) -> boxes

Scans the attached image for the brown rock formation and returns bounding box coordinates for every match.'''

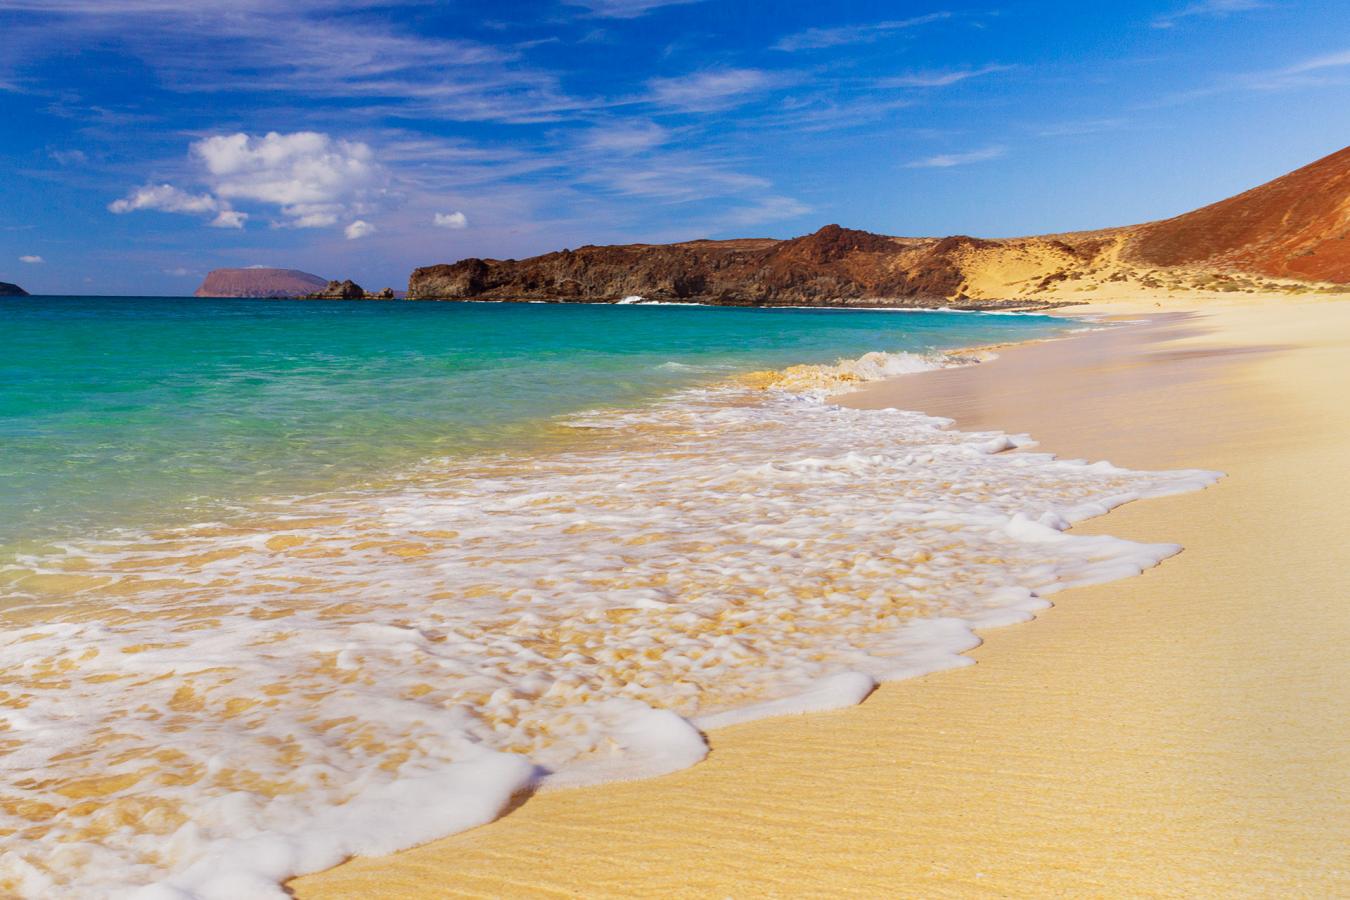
[0,281,28,297]
[300,282,401,300]
[304,279,367,300]
[195,268,328,298]
[408,226,1009,307]
[408,144,1350,306]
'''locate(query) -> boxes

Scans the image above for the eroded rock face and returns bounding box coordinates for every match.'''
[0,282,27,297]
[194,268,327,298]
[406,145,1350,305]
[407,225,992,305]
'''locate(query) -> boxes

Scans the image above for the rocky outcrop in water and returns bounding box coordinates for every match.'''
[0,281,28,296]
[195,268,327,298]
[302,280,400,300]
[304,279,366,300]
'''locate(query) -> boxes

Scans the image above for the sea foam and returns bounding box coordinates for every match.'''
[0,350,1220,897]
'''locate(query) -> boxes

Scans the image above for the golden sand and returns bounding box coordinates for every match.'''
[294,296,1350,898]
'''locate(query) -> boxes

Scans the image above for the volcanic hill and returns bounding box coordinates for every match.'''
[195,268,328,298]
[0,281,28,297]
[408,144,1350,306]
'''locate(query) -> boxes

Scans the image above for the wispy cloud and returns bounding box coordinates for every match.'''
[1281,48,1350,76]
[1150,47,1350,105]
[1151,0,1264,30]
[877,64,1013,88]
[720,195,811,227]
[564,0,705,18]
[580,120,670,153]
[905,146,1006,168]
[19,254,44,263]
[48,148,88,166]
[773,13,950,52]
[1035,117,1129,137]
[644,68,785,112]
[0,1,586,125]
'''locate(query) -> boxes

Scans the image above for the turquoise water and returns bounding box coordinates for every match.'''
[1,296,1070,547]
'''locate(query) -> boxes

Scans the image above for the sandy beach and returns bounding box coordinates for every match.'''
[292,296,1350,898]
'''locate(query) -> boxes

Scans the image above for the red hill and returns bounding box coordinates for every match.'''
[1126,145,1350,283]
[195,268,328,298]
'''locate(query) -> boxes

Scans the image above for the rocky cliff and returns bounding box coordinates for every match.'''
[195,268,328,298]
[408,144,1350,306]
[0,282,28,297]
[408,227,1029,307]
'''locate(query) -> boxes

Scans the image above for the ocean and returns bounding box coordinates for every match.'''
[0,297,1218,897]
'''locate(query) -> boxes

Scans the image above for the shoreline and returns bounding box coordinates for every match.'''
[0,304,1106,896]
[293,295,1350,898]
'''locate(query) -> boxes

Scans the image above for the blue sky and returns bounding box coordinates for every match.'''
[1,0,1347,295]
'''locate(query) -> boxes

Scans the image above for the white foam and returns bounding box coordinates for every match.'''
[0,378,1221,897]
[694,671,877,730]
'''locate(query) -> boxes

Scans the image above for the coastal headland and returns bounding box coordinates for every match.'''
[404,145,1350,305]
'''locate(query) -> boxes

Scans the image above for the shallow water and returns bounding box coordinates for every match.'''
[1,297,1066,550]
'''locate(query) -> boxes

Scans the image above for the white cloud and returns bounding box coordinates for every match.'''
[581,121,669,153]
[645,68,781,112]
[433,211,468,229]
[344,219,375,239]
[905,146,1006,168]
[1151,0,1264,29]
[109,183,218,214]
[194,131,387,229]
[773,13,950,52]
[163,266,193,276]
[565,0,704,18]
[878,64,1013,88]
[109,131,387,231]
[19,254,44,263]
[210,209,248,229]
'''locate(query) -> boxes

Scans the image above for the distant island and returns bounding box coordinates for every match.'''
[407,144,1349,307]
[194,269,400,300]
[195,268,329,298]
[0,281,28,296]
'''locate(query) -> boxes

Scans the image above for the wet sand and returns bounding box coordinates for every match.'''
[293,298,1350,898]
